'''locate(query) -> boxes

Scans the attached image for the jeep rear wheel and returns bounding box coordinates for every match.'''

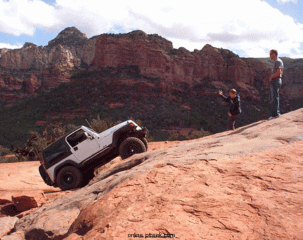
[56,166,83,190]
[119,137,147,160]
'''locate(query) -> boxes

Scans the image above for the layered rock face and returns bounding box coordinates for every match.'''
[280,59,303,101]
[0,27,302,105]
[93,36,256,86]
[91,31,270,101]
[0,27,97,101]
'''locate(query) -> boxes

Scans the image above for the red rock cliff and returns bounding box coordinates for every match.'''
[92,31,263,87]
[0,27,301,106]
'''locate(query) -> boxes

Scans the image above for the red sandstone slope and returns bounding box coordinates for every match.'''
[67,141,303,240]
[0,108,301,240]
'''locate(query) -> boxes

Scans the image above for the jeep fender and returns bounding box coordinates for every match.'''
[112,124,147,148]
[112,124,136,148]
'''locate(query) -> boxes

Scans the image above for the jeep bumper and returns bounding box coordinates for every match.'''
[39,165,54,186]
[141,127,148,135]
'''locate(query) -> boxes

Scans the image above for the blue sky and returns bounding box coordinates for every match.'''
[0,0,303,58]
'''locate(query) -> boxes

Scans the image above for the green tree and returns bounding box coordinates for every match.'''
[11,123,77,162]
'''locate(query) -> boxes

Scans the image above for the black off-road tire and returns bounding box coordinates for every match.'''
[142,138,148,150]
[119,137,147,160]
[82,169,95,187]
[56,166,83,190]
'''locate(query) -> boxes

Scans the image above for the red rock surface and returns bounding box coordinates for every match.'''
[0,216,19,239]
[68,141,303,240]
[0,161,59,194]
[1,231,24,240]
[0,161,61,219]
[0,142,179,217]
[65,109,303,239]
[0,108,301,240]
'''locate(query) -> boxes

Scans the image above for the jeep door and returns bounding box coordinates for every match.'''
[66,129,100,163]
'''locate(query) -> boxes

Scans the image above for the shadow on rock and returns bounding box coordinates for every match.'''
[25,229,69,240]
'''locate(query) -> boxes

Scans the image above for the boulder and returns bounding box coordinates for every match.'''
[12,191,46,212]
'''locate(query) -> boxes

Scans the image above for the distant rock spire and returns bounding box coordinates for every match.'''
[48,27,88,47]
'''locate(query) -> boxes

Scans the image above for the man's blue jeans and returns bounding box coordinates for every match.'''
[269,79,282,117]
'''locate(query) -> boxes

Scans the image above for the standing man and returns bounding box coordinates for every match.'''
[218,89,241,130]
[269,49,284,119]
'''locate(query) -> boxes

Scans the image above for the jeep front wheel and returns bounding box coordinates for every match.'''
[119,137,147,160]
[56,166,83,190]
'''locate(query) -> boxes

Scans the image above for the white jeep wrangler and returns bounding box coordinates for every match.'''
[39,120,148,190]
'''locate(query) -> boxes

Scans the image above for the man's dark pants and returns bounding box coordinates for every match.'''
[269,79,282,117]
[228,114,239,130]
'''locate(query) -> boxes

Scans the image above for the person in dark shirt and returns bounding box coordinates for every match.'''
[218,89,242,130]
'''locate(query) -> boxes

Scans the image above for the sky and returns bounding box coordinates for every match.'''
[0,0,303,58]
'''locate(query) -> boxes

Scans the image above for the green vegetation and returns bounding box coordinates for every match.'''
[0,145,18,163]
[11,123,77,162]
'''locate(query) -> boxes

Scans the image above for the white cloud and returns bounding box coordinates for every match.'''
[277,0,297,4]
[0,42,22,49]
[0,0,58,36]
[0,0,303,58]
